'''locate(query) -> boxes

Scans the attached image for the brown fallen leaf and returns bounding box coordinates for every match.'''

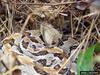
[40,22,62,46]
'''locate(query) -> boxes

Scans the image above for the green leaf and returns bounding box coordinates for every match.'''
[77,42,100,75]
[77,45,95,75]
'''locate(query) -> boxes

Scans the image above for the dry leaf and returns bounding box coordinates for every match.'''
[40,22,62,46]
[17,55,35,65]
[2,43,12,54]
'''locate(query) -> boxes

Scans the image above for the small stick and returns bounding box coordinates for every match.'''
[57,37,86,73]
[15,1,77,6]
[20,13,33,34]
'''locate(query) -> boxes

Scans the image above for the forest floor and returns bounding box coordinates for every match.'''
[0,0,100,75]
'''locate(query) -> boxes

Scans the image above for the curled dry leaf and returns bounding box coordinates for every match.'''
[40,22,62,46]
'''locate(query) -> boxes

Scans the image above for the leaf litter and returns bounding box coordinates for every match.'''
[0,22,79,75]
[0,0,100,75]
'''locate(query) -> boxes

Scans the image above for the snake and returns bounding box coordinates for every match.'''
[0,31,69,75]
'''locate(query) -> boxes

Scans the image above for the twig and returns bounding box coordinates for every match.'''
[84,15,99,49]
[15,1,77,6]
[95,24,100,37]
[20,13,33,34]
[57,37,86,73]
[75,12,100,20]
[0,18,11,35]
[71,13,74,37]
[3,0,13,33]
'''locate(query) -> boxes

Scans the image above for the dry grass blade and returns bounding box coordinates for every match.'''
[84,15,99,49]
[21,13,33,34]
[57,37,86,73]
[3,0,13,33]
[15,1,77,6]
[57,15,99,73]
[95,25,100,38]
